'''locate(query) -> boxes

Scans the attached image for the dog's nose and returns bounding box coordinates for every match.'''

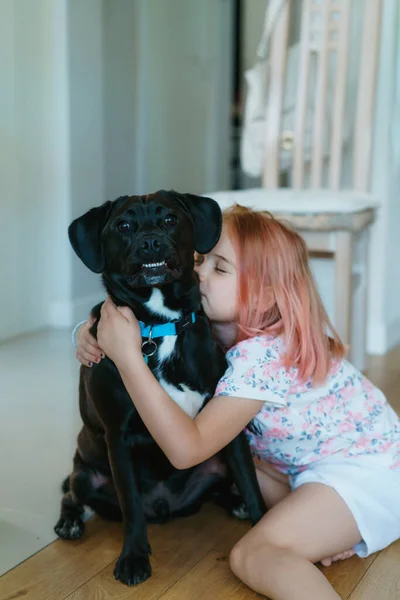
[141,237,162,254]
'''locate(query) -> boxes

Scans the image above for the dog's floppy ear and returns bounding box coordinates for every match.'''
[68,201,113,273]
[172,192,222,254]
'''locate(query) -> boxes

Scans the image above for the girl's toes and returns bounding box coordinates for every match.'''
[332,549,355,561]
[320,548,355,567]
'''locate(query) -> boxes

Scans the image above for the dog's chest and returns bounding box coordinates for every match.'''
[159,378,207,419]
[143,289,208,418]
[155,336,207,419]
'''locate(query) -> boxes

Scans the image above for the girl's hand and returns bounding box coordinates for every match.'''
[76,318,105,367]
[98,297,142,367]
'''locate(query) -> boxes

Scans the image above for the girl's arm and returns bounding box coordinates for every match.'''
[97,298,261,470]
[118,355,261,469]
[74,317,104,366]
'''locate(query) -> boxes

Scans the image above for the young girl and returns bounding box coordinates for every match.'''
[75,205,400,600]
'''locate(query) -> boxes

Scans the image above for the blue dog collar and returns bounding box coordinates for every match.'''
[139,311,196,338]
[139,311,197,364]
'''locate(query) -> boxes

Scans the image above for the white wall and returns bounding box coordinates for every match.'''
[134,0,232,195]
[367,0,400,354]
[242,0,267,72]
[0,0,72,340]
[0,0,18,341]
[47,0,73,329]
[0,0,107,339]
[103,0,140,199]
[0,0,234,339]
[68,0,106,315]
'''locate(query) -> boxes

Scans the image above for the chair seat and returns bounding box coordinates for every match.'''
[208,188,379,232]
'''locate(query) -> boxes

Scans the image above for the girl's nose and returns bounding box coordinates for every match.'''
[194,257,201,273]
[195,265,204,282]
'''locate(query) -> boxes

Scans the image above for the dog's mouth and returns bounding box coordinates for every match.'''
[127,258,181,285]
[140,261,167,269]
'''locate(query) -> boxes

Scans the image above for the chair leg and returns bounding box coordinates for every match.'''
[334,231,353,358]
[350,230,369,371]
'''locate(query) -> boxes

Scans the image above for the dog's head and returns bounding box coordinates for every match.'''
[68,190,222,287]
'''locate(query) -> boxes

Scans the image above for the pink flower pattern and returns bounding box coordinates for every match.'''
[215,335,400,476]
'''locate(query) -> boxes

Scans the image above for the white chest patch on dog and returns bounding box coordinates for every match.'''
[157,335,177,363]
[145,288,181,321]
[146,289,204,418]
[158,378,207,418]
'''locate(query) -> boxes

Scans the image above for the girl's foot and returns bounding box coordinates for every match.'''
[320,549,355,567]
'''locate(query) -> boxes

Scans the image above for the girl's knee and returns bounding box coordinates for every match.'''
[229,537,296,585]
[229,538,275,580]
[229,541,256,582]
[229,541,246,578]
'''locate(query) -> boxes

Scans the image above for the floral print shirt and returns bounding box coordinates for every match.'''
[215,335,400,476]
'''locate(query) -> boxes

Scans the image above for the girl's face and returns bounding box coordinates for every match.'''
[194,226,238,323]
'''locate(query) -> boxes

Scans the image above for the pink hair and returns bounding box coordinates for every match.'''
[223,204,345,384]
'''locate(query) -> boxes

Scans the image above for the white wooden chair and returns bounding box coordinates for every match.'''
[211,0,382,370]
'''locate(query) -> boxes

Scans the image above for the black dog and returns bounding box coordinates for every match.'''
[55,191,266,586]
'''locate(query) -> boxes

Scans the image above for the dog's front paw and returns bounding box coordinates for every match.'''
[231,501,250,521]
[114,553,152,586]
[54,515,85,540]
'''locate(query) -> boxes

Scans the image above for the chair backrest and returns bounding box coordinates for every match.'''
[262,0,382,192]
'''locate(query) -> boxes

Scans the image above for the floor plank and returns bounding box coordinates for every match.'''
[157,526,380,600]
[0,518,123,600]
[156,522,263,600]
[64,505,248,600]
[347,540,400,599]
[321,553,378,599]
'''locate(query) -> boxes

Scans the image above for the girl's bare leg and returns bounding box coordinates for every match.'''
[229,482,362,600]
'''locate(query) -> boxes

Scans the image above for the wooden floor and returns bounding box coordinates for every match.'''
[1,346,400,600]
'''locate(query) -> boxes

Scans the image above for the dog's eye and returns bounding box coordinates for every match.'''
[117,220,131,233]
[165,214,177,227]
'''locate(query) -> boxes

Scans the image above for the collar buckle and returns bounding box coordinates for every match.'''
[141,325,158,359]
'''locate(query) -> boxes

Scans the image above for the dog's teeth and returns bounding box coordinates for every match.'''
[142,261,165,268]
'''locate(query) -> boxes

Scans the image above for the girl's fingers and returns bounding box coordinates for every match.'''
[76,348,103,367]
[117,306,134,322]
[100,299,111,317]
[101,296,118,317]
[76,349,92,367]
[86,337,103,355]
[76,338,105,364]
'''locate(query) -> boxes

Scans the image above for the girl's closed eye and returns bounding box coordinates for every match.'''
[215,266,227,274]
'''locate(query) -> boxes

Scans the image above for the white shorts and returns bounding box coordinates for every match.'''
[289,453,400,557]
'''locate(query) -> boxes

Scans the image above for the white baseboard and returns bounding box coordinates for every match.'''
[49,293,105,328]
[367,318,400,355]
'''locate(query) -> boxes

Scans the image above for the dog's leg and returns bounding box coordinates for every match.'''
[55,451,92,539]
[55,452,115,538]
[55,470,122,539]
[107,438,151,586]
[54,466,89,540]
[223,431,267,525]
[167,457,236,520]
[54,489,85,540]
